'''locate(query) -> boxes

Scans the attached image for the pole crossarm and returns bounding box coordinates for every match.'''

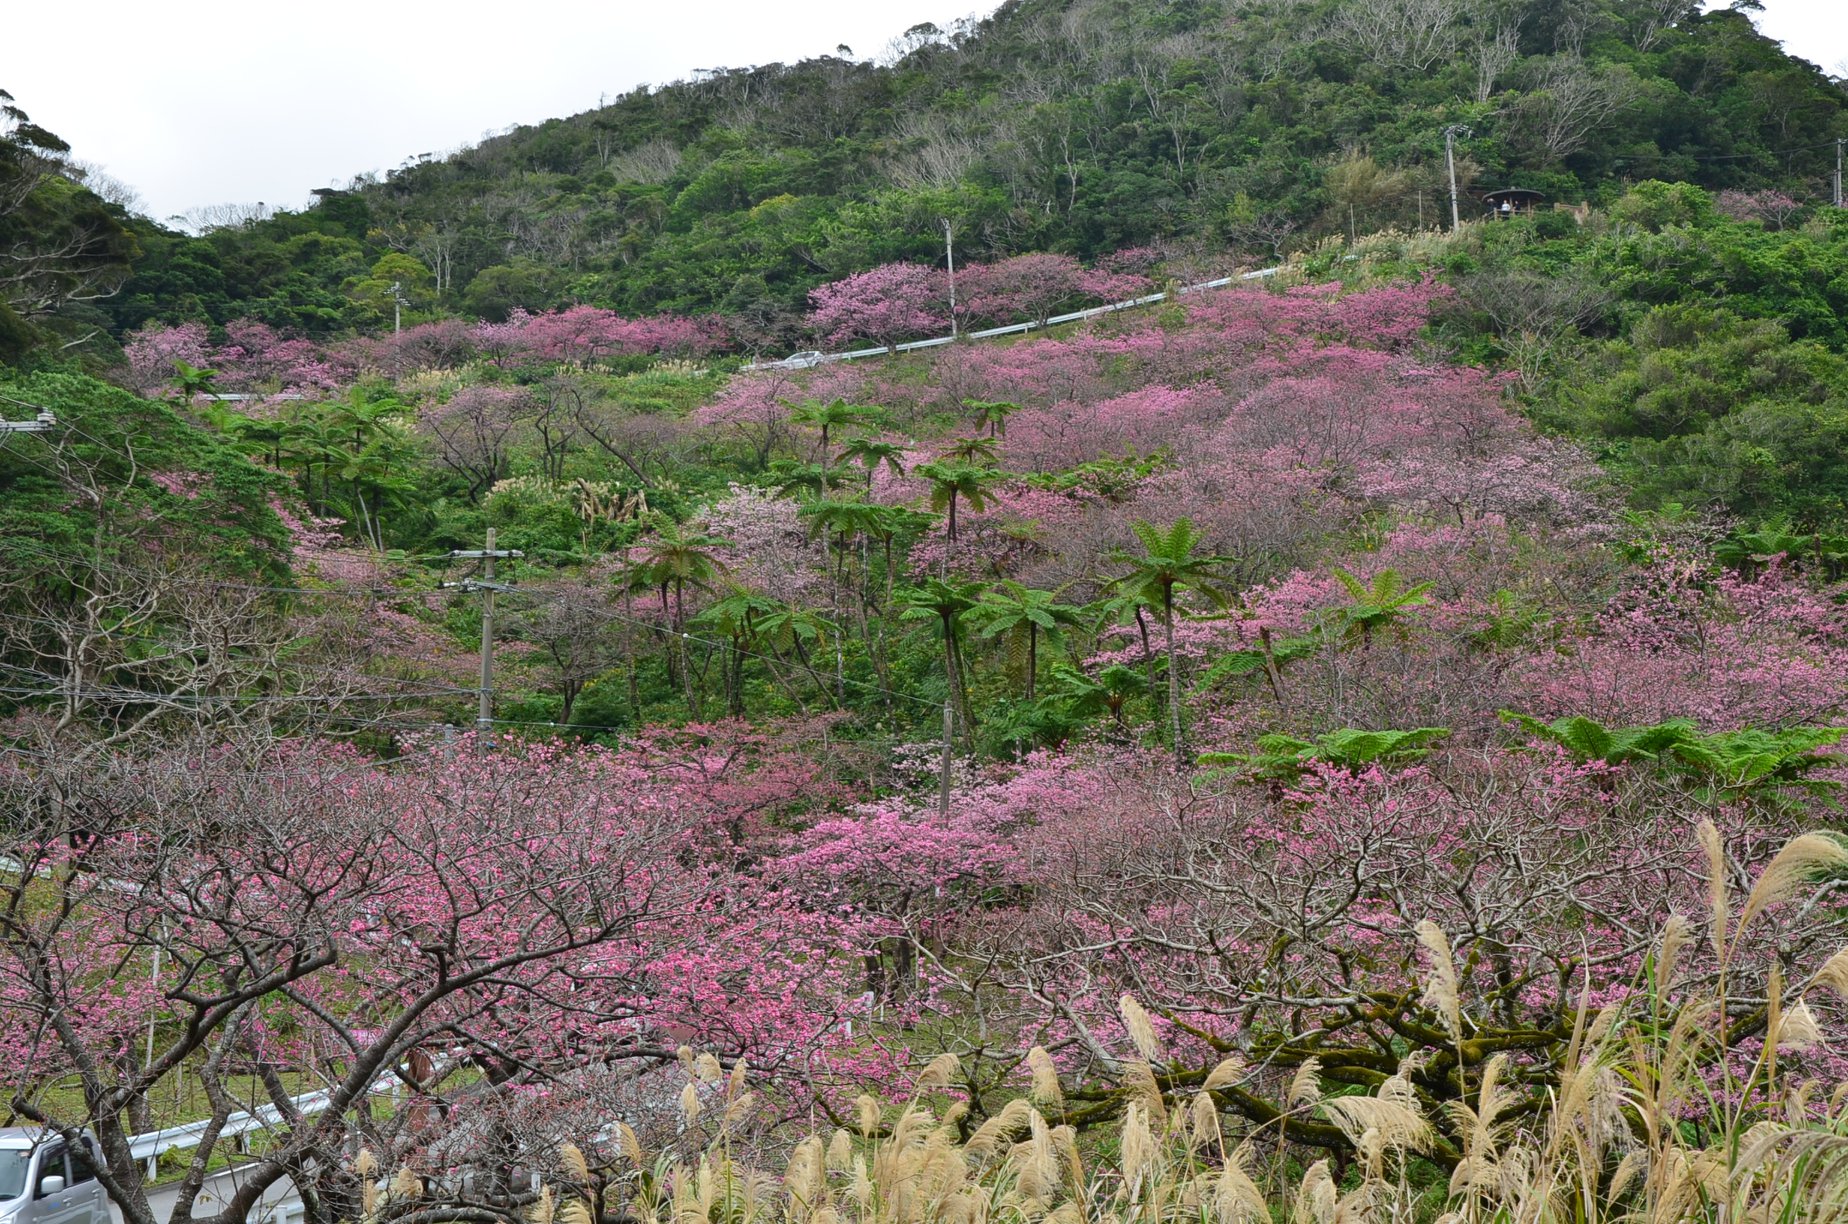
[443,530,518,736]
[0,410,57,434]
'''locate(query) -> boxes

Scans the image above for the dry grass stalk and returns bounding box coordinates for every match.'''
[1026,1046,1064,1107]
[917,1052,962,1094]
[1737,832,1848,937]
[1118,994,1161,1062]
[1415,920,1463,1044]
[1202,1055,1245,1093]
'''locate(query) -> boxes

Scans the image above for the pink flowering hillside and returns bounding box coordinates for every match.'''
[11,271,1848,1222]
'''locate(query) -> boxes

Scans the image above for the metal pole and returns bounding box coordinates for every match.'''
[1445,127,1464,231]
[478,526,496,735]
[942,218,957,339]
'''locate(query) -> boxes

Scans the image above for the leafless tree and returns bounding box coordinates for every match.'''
[506,577,624,724]
[886,112,985,192]
[63,161,143,212]
[605,139,683,185]
[1470,20,1522,100]
[419,385,539,499]
[178,201,274,233]
[1512,57,1638,163]
[1630,0,1698,52]
[1325,0,1464,72]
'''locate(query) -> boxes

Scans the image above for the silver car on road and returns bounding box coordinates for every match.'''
[0,1130,109,1224]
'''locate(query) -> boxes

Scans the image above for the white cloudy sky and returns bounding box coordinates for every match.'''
[4,0,1844,223]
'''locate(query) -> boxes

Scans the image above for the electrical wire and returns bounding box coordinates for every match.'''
[0,534,950,714]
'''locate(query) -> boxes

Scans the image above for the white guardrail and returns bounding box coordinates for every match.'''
[742,264,1281,373]
[127,1089,332,1169]
[126,1076,407,1178]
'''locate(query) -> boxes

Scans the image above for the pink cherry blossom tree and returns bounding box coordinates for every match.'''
[121,321,211,395]
[0,732,876,1224]
[807,263,948,353]
[417,384,538,499]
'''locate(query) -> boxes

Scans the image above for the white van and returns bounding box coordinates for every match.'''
[0,1129,109,1224]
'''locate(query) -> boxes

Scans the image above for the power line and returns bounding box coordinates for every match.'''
[1606,139,1842,166]
[487,580,945,712]
[3,539,949,714]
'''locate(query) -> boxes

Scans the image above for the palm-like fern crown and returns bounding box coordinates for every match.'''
[1113,517,1235,616]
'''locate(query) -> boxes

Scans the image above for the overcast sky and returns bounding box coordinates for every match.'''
[4,0,1844,223]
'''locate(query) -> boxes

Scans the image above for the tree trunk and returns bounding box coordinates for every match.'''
[1135,606,1158,729]
[733,640,747,715]
[1165,603,1185,770]
[942,623,960,736]
[674,582,699,718]
[1025,624,1038,702]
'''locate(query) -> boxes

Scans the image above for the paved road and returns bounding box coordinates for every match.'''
[111,1166,300,1224]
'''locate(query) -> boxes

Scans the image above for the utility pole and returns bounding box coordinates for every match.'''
[942,218,958,339]
[1836,138,1844,209]
[391,280,405,335]
[442,527,524,739]
[938,700,954,817]
[1444,125,1471,231]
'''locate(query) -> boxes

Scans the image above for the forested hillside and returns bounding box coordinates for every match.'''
[101,0,1848,340]
[8,3,1848,1222]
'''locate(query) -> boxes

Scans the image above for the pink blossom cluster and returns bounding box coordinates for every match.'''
[1515,559,1848,729]
[122,319,358,399]
[472,305,724,368]
[804,254,1156,351]
[861,745,1838,1078]
[0,730,895,1113]
[696,484,827,603]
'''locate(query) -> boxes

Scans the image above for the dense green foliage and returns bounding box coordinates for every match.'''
[0,90,137,359]
[1346,188,1848,525]
[101,0,1848,338]
[0,370,291,579]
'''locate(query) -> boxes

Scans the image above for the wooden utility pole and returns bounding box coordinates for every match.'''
[442,527,524,738]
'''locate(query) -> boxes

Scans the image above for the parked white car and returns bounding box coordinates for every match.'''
[0,1130,109,1224]
[741,350,834,373]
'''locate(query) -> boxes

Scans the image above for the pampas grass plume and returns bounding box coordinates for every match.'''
[1119,994,1160,1061]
